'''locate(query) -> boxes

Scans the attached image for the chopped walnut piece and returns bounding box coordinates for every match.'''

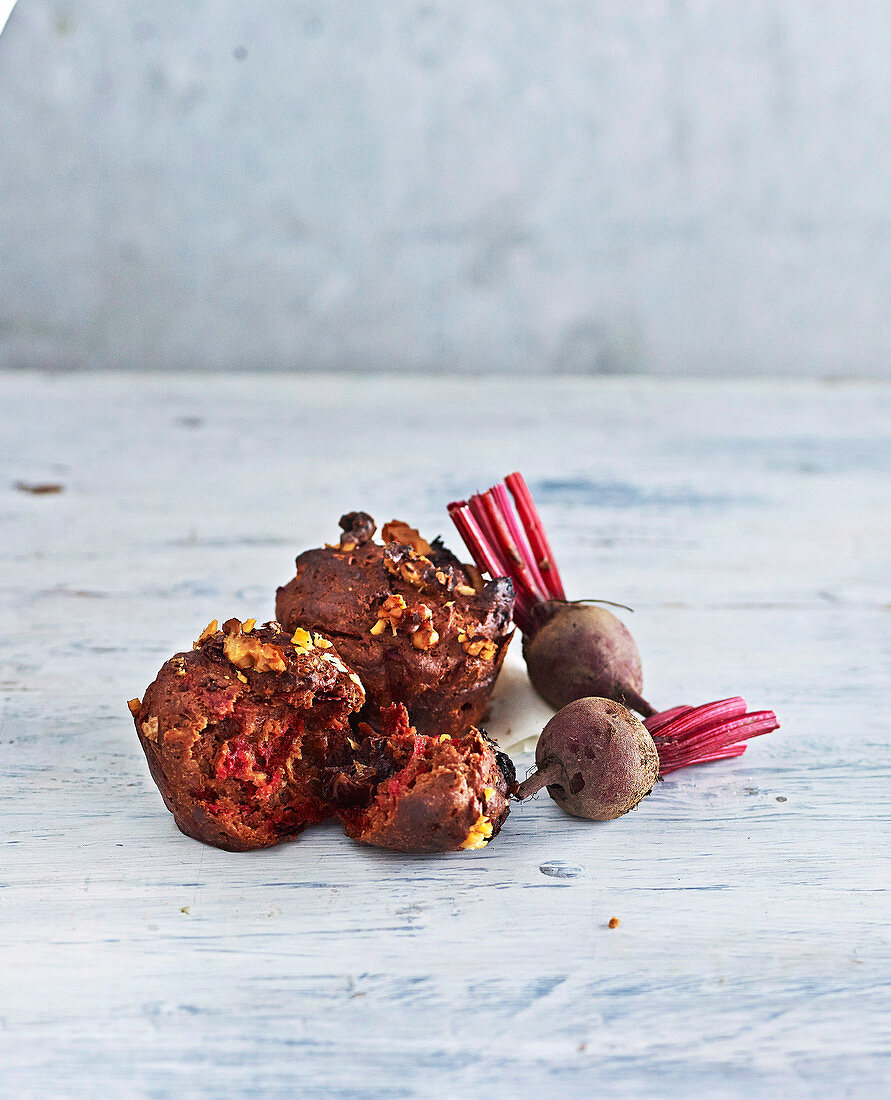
[460,813,493,850]
[482,786,496,802]
[141,716,159,742]
[400,559,428,588]
[242,619,257,634]
[223,632,287,673]
[193,620,218,648]
[290,627,314,653]
[127,697,141,716]
[402,604,439,649]
[222,617,242,636]
[313,634,333,649]
[372,593,408,635]
[383,542,446,595]
[458,632,497,660]
[382,520,433,556]
[370,593,439,648]
[454,585,476,597]
[411,618,440,651]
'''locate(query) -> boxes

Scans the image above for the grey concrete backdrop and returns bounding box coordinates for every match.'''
[1,1,889,376]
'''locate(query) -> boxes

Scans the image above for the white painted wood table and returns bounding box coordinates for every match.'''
[1,373,889,1098]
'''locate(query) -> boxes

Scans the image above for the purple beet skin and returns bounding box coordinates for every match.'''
[517,697,659,821]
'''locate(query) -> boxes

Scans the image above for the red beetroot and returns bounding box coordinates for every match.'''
[449,472,654,715]
[517,698,659,820]
[523,600,653,716]
[517,695,781,820]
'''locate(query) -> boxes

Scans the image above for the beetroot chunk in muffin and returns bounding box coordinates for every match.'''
[128,617,365,851]
[325,703,515,854]
[275,513,514,739]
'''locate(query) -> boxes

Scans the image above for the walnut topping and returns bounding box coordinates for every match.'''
[242,619,256,634]
[385,555,428,589]
[411,614,439,651]
[383,542,450,594]
[382,520,433,556]
[454,585,476,597]
[193,620,218,648]
[127,698,141,716]
[370,594,439,648]
[223,632,287,673]
[460,813,493,850]
[313,634,333,649]
[291,627,314,653]
[236,671,248,684]
[371,593,408,635]
[141,716,159,742]
[458,632,497,660]
[483,786,496,802]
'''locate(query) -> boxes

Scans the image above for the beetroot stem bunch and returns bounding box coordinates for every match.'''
[448,472,566,633]
[449,472,780,783]
[647,697,779,775]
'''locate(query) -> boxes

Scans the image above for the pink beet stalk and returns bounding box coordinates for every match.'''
[505,471,566,600]
[448,475,565,632]
[646,699,780,777]
[475,491,548,616]
[447,500,535,629]
[490,482,551,602]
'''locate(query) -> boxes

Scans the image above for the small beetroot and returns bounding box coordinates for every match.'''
[448,472,654,716]
[523,601,653,716]
[517,698,658,820]
[518,695,780,821]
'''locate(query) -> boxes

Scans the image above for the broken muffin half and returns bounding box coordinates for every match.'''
[129,618,365,851]
[313,702,515,854]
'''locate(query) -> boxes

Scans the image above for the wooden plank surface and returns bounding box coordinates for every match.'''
[1,373,889,1098]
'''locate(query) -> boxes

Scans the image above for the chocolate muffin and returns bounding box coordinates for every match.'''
[275,513,514,739]
[129,617,365,851]
[323,703,515,854]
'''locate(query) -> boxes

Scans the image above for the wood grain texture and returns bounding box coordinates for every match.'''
[1,373,889,1097]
